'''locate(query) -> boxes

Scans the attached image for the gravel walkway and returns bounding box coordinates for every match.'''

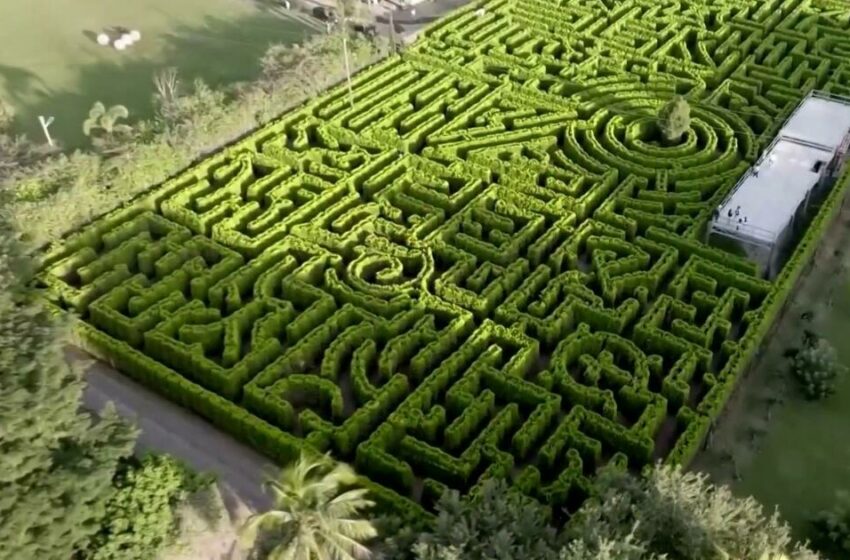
[75,350,275,512]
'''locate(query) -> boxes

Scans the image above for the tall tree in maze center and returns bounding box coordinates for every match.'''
[657,95,691,145]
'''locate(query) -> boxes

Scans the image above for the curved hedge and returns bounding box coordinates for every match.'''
[34,0,850,522]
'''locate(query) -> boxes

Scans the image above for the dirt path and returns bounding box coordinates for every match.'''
[76,350,276,512]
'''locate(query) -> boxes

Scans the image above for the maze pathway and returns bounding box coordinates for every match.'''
[35,0,850,522]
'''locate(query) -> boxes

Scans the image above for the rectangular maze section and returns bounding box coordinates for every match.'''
[35,0,850,522]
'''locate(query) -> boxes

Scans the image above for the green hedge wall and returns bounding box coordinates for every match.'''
[32,0,850,524]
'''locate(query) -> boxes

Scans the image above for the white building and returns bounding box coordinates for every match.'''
[708,91,850,278]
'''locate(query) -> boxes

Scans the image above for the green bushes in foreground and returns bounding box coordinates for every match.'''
[14,0,850,545]
[372,464,820,560]
[0,200,137,560]
[82,454,216,560]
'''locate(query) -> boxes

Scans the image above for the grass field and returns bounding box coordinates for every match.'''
[0,0,313,149]
[737,227,850,534]
[694,199,850,549]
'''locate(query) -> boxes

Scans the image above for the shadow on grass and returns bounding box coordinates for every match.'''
[82,30,99,44]
[11,12,313,150]
[0,64,48,117]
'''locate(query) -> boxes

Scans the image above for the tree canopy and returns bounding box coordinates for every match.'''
[0,200,136,559]
[376,464,820,560]
[657,95,691,143]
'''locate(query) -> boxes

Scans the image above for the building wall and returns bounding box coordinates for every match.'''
[707,229,775,277]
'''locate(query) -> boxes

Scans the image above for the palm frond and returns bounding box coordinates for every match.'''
[237,510,292,550]
[106,104,130,121]
[324,518,378,541]
[88,101,105,120]
[241,452,375,560]
[112,123,133,135]
[82,118,98,136]
[325,489,375,518]
[321,527,374,560]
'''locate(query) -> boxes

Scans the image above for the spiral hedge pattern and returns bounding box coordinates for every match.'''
[35,0,850,522]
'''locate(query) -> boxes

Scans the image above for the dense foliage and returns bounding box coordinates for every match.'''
[18,0,850,531]
[376,478,562,560]
[376,464,819,560]
[657,95,691,144]
[810,490,850,557]
[82,454,215,560]
[566,466,819,560]
[0,200,136,559]
[791,338,844,400]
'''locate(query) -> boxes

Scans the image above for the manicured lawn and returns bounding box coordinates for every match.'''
[735,276,850,536]
[694,200,850,550]
[0,0,312,149]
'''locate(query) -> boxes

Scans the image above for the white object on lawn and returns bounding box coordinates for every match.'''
[114,38,128,50]
[38,115,55,147]
[129,30,141,41]
[96,33,110,46]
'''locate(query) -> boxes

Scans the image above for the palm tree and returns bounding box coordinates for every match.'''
[82,101,133,154]
[237,452,377,560]
[82,101,131,137]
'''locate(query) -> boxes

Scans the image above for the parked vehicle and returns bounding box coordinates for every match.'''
[312,6,339,23]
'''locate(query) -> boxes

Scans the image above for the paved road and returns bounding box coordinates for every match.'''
[290,0,476,41]
[76,351,275,511]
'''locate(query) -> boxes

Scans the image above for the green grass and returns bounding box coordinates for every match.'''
[0,0,312,149]
[694,203,850,552]
[735,280,850,535]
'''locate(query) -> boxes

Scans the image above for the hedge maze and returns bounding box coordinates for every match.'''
[35,0,850,521]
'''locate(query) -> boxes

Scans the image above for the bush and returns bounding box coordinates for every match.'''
[82,454,215,560]
[566,464,820,560]
[657,95,691,144]
[791,338,845,400]
[810,490,850,556]
[374,477,562,560]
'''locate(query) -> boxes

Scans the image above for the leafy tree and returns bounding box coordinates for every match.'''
[336,0,369,22]
[377,466,818,560]
[82,454,215,560]
[0,98,55,181]
[791,337,845,400]
[237,452,377,560]
[809,490,850,556]
[567,464,820,560]
[0,200,137,559]
[259,42,324,96]
[657,95,691,144]
[559,527,659,560]
[375,477,563,560]
[151,77,228,146]
[82,101,134,154]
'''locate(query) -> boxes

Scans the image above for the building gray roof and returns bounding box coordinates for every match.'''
[711,91,850,246]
